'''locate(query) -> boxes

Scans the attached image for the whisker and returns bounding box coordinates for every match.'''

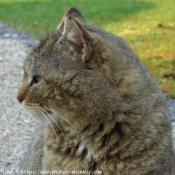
[25,105,82,147]
[43,106,79,134]
[39,110,59,145]
[40,107,66,142]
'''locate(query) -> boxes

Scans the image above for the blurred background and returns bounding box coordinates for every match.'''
[0,0,175,97]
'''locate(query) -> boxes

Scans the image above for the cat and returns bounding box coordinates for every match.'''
[17,8,175,175]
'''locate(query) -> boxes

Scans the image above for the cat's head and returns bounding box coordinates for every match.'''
[17,8,117,128]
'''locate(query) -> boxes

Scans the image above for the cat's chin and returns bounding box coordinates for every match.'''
[22,107,46,122]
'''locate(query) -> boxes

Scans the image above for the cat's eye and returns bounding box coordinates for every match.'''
[30,75,42,86]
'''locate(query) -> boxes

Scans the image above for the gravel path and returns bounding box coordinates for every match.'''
[0,24,174,174]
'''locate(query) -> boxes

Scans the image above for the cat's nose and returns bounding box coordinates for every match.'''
[17,94,24,103]
[17,87,27,104]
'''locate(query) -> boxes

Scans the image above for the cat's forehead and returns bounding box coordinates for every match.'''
[23,54,38,76]
[24,32,62,74]
[35,31,62,52]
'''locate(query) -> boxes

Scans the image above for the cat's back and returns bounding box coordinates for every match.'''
[83,23,162,100]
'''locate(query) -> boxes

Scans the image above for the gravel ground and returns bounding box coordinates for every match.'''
[0,24,174,174]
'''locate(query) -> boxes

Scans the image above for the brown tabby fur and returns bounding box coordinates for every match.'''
[17,8,175,175]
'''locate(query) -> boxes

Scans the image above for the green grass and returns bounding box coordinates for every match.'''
[0,0,175,97]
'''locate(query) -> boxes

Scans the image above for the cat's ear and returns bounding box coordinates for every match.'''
[64,8,86,23]
[58,8,85,30]
[60,16,92,61]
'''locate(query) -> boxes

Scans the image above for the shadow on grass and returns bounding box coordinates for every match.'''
[0,0,156,38]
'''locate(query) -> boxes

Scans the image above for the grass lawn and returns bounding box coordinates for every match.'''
[0,0,175,97]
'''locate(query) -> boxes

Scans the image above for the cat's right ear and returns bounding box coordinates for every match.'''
[57,8,85,30]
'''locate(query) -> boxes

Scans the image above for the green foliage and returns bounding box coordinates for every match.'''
[0,0,175,97]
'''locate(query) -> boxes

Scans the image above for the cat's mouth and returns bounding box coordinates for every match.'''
[22,102,59,124]
[22,101,52,116]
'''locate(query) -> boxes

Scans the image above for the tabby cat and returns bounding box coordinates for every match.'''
[17,8,175,175]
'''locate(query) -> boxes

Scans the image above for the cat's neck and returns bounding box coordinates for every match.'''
[44,114,133,162]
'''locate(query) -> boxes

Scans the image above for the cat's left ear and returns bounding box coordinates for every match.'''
[63,16,92,61]
[57,8,85,30]
[58,16,92,61]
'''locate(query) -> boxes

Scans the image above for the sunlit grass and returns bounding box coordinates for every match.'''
[0,0,175,97]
